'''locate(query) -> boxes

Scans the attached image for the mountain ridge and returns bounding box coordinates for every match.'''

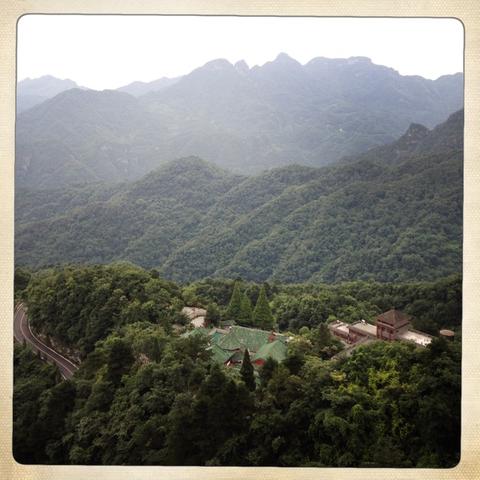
[15,109,463,283]
[116,76,181,97]
[340,109,463,165]
[16,54,463,189]
[17,75,89,113]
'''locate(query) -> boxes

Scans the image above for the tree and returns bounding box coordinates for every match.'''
[253,286,274,330]
[205,302,221,327]
[299,326,310,336]
[309,323,334,357]
[14,267,31,297]
[105,337,134,385]
[259,357,278,387]
[238,294,253,326]
[13,344,58,464]
[226,281,243,321]
[38,380,76,463]
[240,349,255,391]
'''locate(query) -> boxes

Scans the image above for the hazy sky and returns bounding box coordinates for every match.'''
[17,15,464,90]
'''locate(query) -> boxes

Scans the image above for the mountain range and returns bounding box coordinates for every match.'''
[15,109,463,284]
[116,76,181,97]
[17,75,88,113]
[16,54,463,189]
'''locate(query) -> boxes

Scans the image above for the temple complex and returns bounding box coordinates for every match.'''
[329,308,432,348]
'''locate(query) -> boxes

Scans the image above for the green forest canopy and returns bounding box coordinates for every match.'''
[15,149,462,284]
[13,264,462,467]
[14,313,461,467]
[18,264,462,359]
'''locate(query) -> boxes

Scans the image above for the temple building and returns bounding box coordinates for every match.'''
[376,309,411,340]
[182,324,288,367]
[329,308,433,348]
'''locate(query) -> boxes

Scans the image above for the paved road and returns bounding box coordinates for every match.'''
[14,303,79,380]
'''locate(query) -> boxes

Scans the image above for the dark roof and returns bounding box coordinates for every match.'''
[376,309,411,327]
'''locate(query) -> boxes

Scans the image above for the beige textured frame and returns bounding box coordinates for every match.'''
[1,1,479,479]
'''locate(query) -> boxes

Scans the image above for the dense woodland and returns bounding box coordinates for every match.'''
[14,264,461,466]
[15,110,463,284]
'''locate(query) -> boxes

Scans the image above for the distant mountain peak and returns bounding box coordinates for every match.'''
[17,75,88,113]
[346,56,373,64]
[116,76,180,97]
[56,87,126,99]
[445,108,464,123]
[257,52,302,73]
[128,156,237,198]
[18,74,75,84]
[340,108,463,167]
[18,75,82,89]
[380,122,430,157]
[202,58,234,70]
[402,123,430,141]
[234,59,249,74]
[274,52,301,65]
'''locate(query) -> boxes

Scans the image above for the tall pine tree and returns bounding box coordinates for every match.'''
[238,293,253,326]
[226,281,243,321]
[253,285,274,330]
[240,349,256,391]
[310,323,332,355]
[205,302,221,327]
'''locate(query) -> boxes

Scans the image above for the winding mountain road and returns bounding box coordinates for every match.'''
[14,303,79,380]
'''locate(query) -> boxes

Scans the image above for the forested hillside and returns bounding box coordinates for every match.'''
[340,108,464,165]
[18,264,461,356]
[16,110,463,283]
[16,54,463,188]
[14,337,460,467]
[14,264,461,467]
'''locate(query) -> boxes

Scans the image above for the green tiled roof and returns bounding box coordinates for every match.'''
[183,325,288,365]
[209,330,225,345]
[217,326,272,352]
[182,327,210,338]
[207,343,234,364]
[252,340,287,363]
[182,327,227,342]
[230,350,245,363]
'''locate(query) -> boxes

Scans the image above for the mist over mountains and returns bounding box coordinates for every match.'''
[116,76,181,97]
[17,75,88,113]
[15,109,463,283]
[16,54,463,189]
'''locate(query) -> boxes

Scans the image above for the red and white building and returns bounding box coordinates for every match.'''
[329,308,433,348]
